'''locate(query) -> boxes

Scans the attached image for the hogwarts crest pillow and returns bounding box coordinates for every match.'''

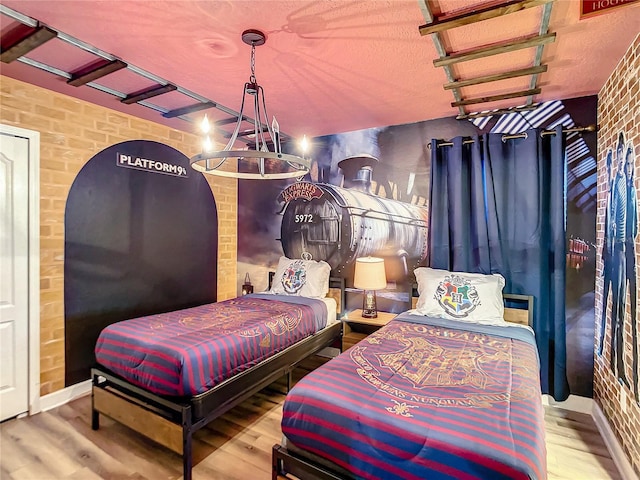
[414,267,506,324]
[269,256,331,298]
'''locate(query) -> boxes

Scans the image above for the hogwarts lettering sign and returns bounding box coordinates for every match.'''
[580,0,639,18]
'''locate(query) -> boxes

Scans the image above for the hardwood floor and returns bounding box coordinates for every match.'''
[543,406,622,480]
[1,365,623,480]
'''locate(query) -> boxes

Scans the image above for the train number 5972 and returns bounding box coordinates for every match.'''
[294,214,314,223]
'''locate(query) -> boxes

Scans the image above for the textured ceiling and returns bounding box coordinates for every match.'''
[1,0,639,141]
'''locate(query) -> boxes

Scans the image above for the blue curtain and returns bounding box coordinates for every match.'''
[428,125,569,401]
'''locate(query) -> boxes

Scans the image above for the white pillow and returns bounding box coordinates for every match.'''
[269,256,331,298]
[414,267,506,324]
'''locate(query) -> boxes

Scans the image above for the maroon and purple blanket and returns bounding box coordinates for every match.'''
[282,313,546,480]
[95,294,327,396]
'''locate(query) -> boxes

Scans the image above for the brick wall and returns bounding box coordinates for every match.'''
[594,33,640,475]
[0,76,237,396]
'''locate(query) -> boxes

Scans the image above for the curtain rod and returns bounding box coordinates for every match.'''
[431,124,597,148]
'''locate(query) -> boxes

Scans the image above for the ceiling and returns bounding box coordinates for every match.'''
[2,0,639,143]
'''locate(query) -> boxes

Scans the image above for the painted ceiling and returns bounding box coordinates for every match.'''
[1,1,639,214]
[2,0,639,139]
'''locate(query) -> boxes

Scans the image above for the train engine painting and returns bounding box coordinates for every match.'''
[278,155,429,281]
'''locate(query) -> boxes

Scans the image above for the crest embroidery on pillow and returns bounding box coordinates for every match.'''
[281,260,307,293]
[434,274,481,318]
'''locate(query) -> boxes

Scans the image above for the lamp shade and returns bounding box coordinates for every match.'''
[353,257,387,290]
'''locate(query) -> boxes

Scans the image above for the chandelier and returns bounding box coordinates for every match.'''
[190,30,311,180]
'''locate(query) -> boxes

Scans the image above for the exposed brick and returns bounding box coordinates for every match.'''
[166,129,182,141]
[52,96,83,113]
[67,137,96,150]
[19,112,53,131]
[117,127,141,139]
[594,33,640,476]
[39,382,53,396]
[129,118,152,132]
[35,105,68,121]
[2,76,237,397]
[1,93,34,111]
[84,129,108,143]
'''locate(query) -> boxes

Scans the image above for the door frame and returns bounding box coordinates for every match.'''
[1,124,40,415]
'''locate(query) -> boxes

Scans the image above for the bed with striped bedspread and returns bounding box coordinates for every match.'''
[281,312,546,480]
[95,293,327,397]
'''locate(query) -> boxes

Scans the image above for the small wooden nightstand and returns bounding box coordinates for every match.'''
[342,309,397,351]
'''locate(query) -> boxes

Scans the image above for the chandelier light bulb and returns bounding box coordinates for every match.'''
[200,114,211,134]
[300,134,309,155]
[203,135,213,153]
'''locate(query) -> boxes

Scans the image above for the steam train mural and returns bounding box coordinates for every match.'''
[239,96,599,398]
[278,155,429,281]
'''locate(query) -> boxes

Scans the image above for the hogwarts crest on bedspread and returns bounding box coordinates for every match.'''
[351,322,539,409]
[95,296,324,396]
[151,298,304,339]
[282,312,546,480]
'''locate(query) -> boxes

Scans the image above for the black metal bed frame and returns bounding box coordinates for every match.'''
[91,277,345,480]
[272,443,353,480]
[271,292,535,480]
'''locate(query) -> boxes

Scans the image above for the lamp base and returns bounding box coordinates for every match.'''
[361,290,378,318]
[361,308,378,319]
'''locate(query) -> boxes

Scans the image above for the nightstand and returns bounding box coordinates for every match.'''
[342,309,397,351]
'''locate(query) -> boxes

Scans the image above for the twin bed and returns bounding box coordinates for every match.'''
[91,262,546,480]
[272,268,546,480]
[91,257,343,480]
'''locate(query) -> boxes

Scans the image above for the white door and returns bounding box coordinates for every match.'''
[0,129,30,421]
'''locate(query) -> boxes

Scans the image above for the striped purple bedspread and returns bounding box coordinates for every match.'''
[282,312,546,480]
[95,294,327,396]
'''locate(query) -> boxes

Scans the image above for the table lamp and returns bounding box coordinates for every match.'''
[241,272,254,295]
[353,257,387,318]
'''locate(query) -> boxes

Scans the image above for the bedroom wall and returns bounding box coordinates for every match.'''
[238,96,598,398]
[594,33,640,475]
[0,76,238,396]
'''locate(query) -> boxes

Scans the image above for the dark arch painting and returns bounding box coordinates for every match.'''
[64,140,218,386]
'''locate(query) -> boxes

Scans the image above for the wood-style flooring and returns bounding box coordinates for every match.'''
[1,361,623,480]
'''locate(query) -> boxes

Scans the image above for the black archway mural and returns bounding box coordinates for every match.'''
[64,140,218,386]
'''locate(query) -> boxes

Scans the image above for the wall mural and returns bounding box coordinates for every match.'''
[238,96,597,397]
[278,171,429,278]
[239,115,478,310]
[238,96,598,396]
[64,140,218,386]
[597,131,639,403]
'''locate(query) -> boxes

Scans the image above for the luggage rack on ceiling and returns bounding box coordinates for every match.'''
[418,0,555,120]
[0,4,279,146]
[417,0,597,214]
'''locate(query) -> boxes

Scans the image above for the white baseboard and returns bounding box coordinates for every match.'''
[37,380,92,413]
[542,394,594,414]
[543,394,637,479]
[592,403,639,480]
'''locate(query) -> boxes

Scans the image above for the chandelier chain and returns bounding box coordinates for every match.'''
[250,43,256,84]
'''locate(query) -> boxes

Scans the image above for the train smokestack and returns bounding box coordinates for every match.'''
[338,154,379,194]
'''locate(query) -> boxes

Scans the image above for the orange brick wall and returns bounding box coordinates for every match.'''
[594,33,640,475]
[0,76,237,396]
